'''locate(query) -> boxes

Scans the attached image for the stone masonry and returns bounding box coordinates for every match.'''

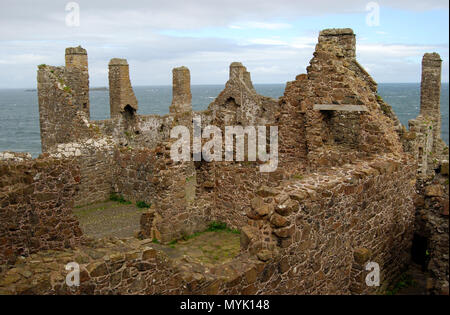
[169,66,192,114]
[1,28,448,295]
[420,53,442,149]
[108,58,138,118]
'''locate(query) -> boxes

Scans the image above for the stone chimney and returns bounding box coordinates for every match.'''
[108,58,138,118]
[169,66,192,114]
[229,62,255,91]
[65,46,88,70]
[317,28,356,59]
[420,52,442,146]
[65,46,90,117]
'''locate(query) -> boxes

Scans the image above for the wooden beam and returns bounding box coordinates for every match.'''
[313,104,368,112]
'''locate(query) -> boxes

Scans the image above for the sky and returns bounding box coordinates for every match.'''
[0,0,448,88]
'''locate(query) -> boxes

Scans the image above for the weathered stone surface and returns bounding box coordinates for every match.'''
[256,186,279,197]
[353,248,371,264]
[441,161,449,176]
[169,67,192,114]
[313,104,368,112]
[240,226,258,250]
[425,185,443,197]
[270,213,289,227]
[275,198,298,216]
[0,27,433,296]
[0,157,82,265]
[257,250,273,262]
[108,58,138,118]
[273,225,295,238]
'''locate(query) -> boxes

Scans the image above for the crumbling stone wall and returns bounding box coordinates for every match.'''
[208,62,279,127]
[420,53,442,151]
[0,155,416,295]
[115,144,209,243]
[407,52,448,178]
[281,29,403,169]
[108,58,138,119]
[402,52,449,294]
[38,47,93,152]
[72,150,115,207]
[8,28,443,295]
[65,46,90,118]
[0,236,267,295]
[169,67,192,114]
[44,136,116,207]
[240,155,416,294]
[413,166,449,295]
[109,58,138,118]
[0,156,83,266]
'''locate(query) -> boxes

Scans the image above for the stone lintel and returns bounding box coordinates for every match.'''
[313,104,368,112]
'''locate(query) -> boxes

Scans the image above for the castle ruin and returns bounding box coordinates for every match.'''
[0,28,448,295]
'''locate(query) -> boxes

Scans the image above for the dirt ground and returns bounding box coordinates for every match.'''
[73,202,241,266]
[73,201,146,239]
[155,231,241,266]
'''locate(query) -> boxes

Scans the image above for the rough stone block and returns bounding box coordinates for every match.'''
[353,248,371,264]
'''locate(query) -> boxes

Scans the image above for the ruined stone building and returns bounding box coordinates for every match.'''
[0,28,448,295]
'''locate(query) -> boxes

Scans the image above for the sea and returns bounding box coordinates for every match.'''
[0,83,448,158]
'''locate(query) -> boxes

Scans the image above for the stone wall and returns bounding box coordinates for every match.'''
[169,67,192,114]
[282,29,403,169]
[240,155,416,294]
[38,47,93,153]
[46,137,116,207]
[0,156,83,266]
[65,46,90,119]
[420,53,442,151]
[413,167,449,295]
[108,58,138,119]
[114,144,209,243]
[4,28,444,295]
[0,237,265,295]
[0,154,416,295]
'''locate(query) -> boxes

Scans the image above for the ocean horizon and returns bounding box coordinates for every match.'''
[1,83,448,158]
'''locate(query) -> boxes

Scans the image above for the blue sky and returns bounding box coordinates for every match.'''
[0,0,448,87]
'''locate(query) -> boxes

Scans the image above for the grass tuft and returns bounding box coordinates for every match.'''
[385,273,416,295]
[109,193,132,205]
[167,221,240,246]
[136,201,151,208]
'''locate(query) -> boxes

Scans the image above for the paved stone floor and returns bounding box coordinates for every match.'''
[73,201,147,239]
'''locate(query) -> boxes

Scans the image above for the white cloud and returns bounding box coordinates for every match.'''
[290,37,317,49]
[230,22,293,30]
[357,43,439,58]
[1,0,447,40]
[0,53,47,65]
[0,0,448,87]
[246,38,288,46]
